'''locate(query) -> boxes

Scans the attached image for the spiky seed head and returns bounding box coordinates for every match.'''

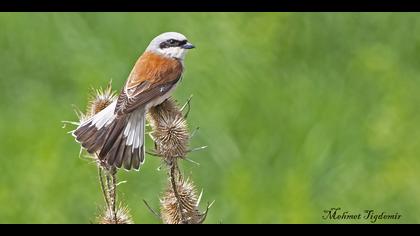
[160,177,203,224]
[147,98,189,163]
[98,206,133,224]
[75,81,117,124]
[86,82,117,117]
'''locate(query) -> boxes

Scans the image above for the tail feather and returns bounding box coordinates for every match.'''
[99,116,127,158]
[132,145,143,170]
[119,142,132,169]
[114,139,126,168]
[87,121,116,153]
[123,149,132,170]
[131,148,141,170]
[73,101,145,170]
[105,131,124,166]
[75,123,96,146]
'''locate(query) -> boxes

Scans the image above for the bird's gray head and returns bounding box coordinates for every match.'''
[146,32,195,60]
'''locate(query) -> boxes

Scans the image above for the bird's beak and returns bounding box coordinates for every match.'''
[182,42,195,49]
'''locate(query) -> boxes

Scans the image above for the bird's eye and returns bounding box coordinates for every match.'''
[168,39,176,45]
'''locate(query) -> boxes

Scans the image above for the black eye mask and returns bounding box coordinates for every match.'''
[159,39,188,49]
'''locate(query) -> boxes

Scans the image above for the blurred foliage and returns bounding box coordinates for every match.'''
[0,13,420,223]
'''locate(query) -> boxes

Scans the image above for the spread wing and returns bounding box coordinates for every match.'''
[114,52,183,116]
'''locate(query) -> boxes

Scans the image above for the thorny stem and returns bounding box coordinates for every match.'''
[169,162,188,224]
[111,169,118,223]
[104,168,118,224]
[105,173,113,219]
[98,166,110,209]
[98,161,119,224]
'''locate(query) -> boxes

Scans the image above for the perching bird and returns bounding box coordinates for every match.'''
[73,32,195,170]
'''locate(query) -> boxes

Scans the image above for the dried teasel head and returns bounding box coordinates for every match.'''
[74,81,117,124]
[98,205,133,224]
[147,98,189,164]
[160,176,207,224]
[86,81,117,118]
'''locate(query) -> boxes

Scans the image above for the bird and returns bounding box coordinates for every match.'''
[72,32,195,170]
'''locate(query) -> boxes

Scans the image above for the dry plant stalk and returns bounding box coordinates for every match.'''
[147,98,212,224]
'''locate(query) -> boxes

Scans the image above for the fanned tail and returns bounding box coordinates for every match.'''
[72,101,145,170]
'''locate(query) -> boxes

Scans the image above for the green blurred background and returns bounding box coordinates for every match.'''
[0,13,420,224]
